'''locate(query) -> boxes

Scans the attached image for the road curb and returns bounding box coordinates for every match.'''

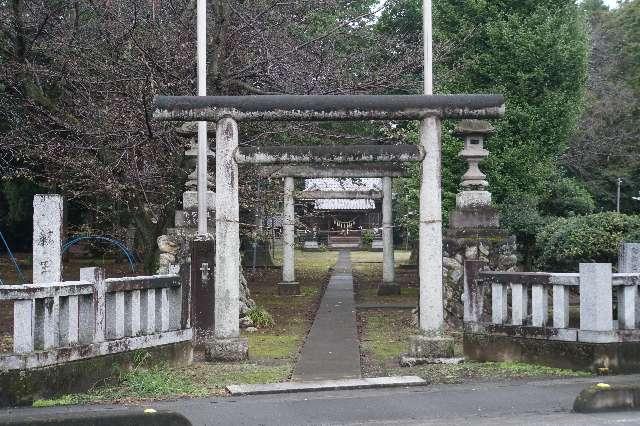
[573,383,640,413]
[227,376,426,396]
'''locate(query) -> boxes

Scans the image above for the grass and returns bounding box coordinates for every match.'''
[350,250,411,264]
[351,250,419,306]
[246,334,299,359]
[247,306,275,328]
[244,249,338,362]
[34,362,291,407]
[359,310,592,384]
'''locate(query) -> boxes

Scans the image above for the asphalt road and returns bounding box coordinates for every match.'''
[4,375,640,425]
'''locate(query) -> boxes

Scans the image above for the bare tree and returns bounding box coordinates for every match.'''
[0,0,427,270]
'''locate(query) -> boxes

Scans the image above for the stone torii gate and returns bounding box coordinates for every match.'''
[153,94,505,361]
[249,157,417,297]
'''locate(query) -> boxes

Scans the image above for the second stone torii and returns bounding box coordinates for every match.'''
[240,143,424,296]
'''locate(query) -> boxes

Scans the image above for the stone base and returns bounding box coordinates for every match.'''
[449,205,500,229]
[205,337,249,362]
[370,240,384,252]
[303,241,322,252]
[408,334,455,359]
[399,355,465,367]
[377,283,401,296]
[464,332,640,373]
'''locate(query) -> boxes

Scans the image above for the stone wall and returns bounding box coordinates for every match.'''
[0,341,192,407]
[443,228,518,327]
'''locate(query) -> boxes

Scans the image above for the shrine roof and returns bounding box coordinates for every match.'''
[305,178,380,210]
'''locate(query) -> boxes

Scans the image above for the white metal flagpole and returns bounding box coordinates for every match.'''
[197,0,208,235]
[423,0,433,95]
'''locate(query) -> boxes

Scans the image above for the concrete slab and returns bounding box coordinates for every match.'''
[292,251,361,381]
[227,376,426,396]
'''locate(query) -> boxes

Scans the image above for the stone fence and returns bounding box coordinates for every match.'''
[463,254,640,372]
[0,267,192,405]
[1,268,191,370]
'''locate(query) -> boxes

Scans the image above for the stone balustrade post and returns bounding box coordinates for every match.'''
[157,287,170,332]
[13,300,34,353]
[142,289,156,334]
[59,294,79,345]
[491,282,508,324]
[553,285,570,329]
[80,267,105,343]
[125,290,141,337]
[78,293,95,344]
[619,243,640,329]
[531,284,548,327]
[511,282,528,326]
[463,260,487,323]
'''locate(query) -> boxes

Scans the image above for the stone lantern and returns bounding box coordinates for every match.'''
[455,119,493,190]
[442,120,518,329]
[449,119,499,229]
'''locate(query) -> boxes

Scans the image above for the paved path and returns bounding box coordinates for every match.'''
[291,250,361,381]
[5,375,640,425]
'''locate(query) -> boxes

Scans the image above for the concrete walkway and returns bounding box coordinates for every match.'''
[291,250,361,381]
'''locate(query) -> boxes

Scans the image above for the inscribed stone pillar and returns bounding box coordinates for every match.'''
[378,176,399,295]
[279,176,300,295]
[33,194,63,284]
[207,117,248,361]
[579,263,613,333]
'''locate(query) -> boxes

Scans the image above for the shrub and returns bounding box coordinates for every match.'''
[361,229,375,247]
[539,177,596,217]
[499,195,549,269]
[535,212,640,271]
[247,306,275,328]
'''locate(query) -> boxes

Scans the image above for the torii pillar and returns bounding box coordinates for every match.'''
[279,176,300,295]
[378,176,400,295]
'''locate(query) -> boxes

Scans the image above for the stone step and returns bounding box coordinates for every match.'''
[227,376,426,396]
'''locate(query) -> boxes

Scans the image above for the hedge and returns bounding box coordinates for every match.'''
[535,212,640,271]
